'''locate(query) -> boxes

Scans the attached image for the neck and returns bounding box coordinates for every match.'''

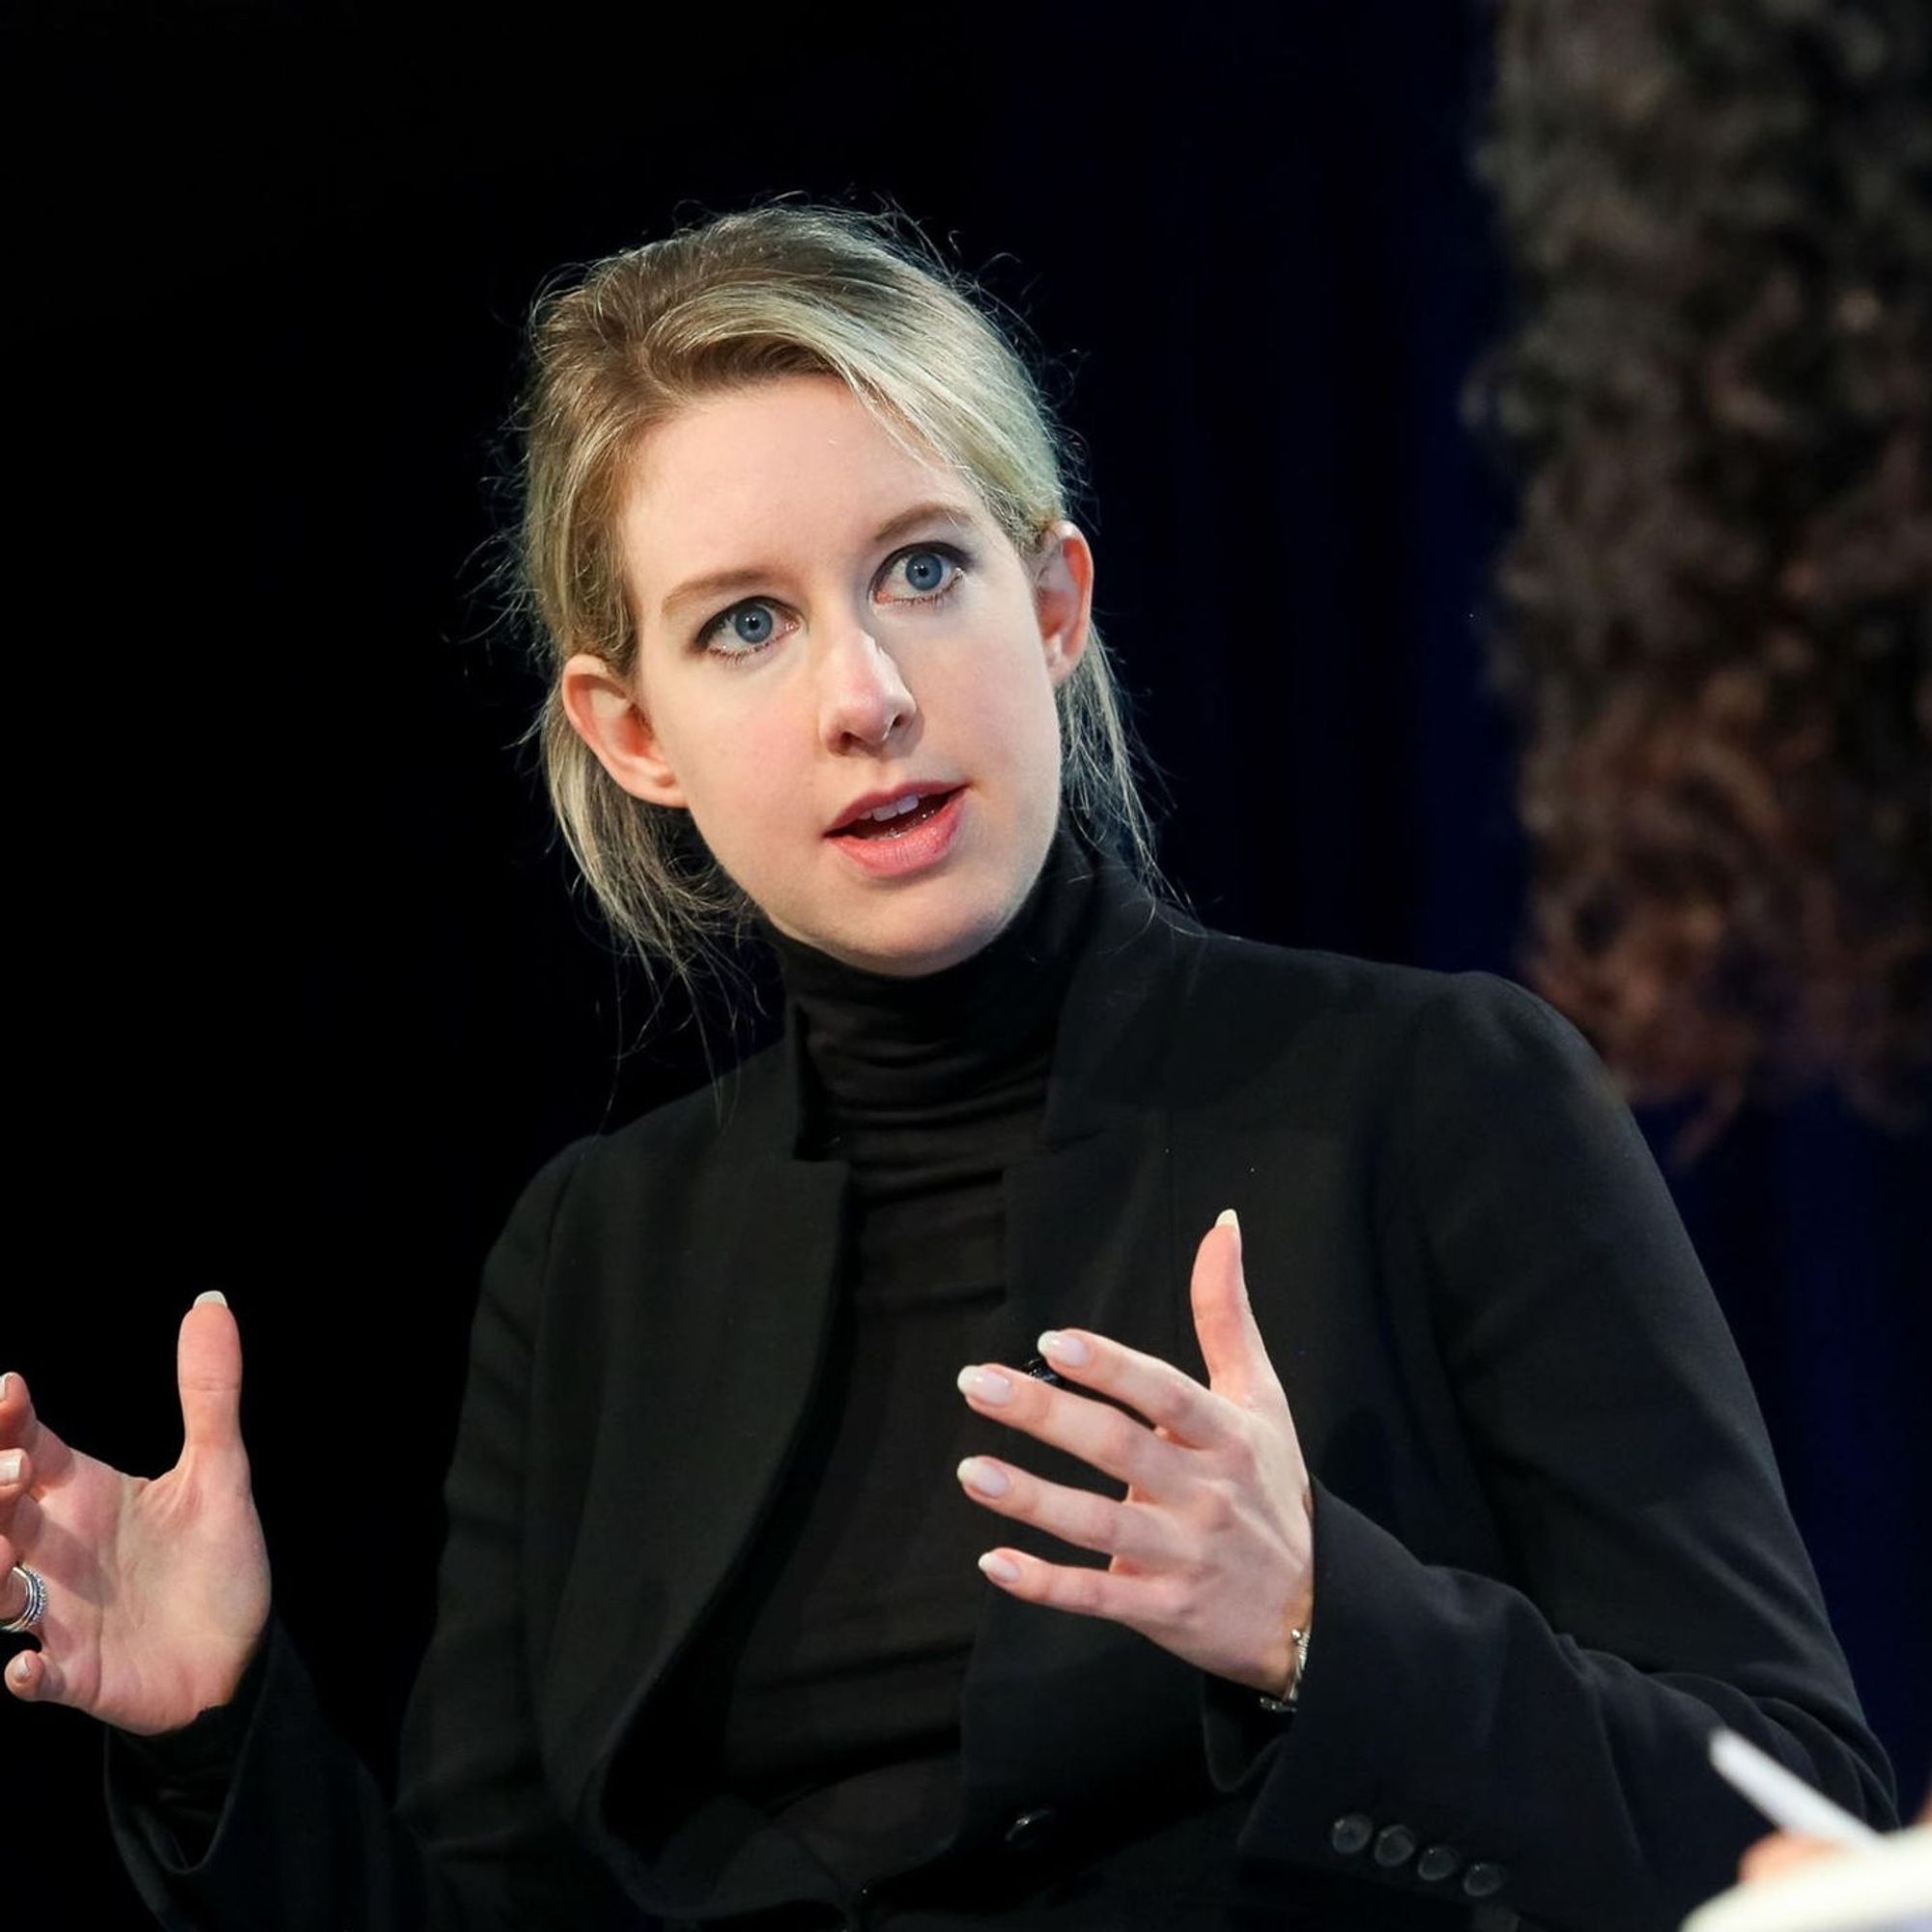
[763,822,1101,1142]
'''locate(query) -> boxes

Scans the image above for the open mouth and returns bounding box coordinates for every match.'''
[832,789,960,839]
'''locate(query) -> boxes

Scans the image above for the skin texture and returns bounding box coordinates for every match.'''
[957,1212,1315,1697]
[562,374,1093,977]
[0,1303,270,1732]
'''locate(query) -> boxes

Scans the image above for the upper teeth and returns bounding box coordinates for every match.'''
[863,794,923,823]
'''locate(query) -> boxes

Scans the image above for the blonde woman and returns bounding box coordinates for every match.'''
[0,206,1895,1931]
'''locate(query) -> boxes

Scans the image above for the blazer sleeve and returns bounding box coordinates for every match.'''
[1204,973,1895,1932]
[104,1141,648,1932]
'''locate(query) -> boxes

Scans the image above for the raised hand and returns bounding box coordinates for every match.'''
[1,1293,270,1734]
[954,1209,1314,1697]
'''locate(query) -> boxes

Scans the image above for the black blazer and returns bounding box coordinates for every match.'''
[111,866,1894,1932]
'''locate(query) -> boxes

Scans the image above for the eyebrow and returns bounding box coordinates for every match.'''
[656,500,981,624]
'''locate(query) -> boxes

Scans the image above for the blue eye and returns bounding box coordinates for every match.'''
[698,599,781,655]
[884,545,964,602]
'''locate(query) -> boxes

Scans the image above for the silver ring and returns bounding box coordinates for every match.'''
[3,1562,46,1634]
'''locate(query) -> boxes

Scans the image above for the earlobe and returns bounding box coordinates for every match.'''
[1035,521,1094,688]
[558,652,687,808]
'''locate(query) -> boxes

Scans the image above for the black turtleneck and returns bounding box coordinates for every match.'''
[655,824,1102,1888]
[122,826,1108,1905]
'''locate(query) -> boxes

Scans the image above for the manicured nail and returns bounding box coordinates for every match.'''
[0,1451,20,1486]
[957,1366,1012,1405]
[194,1291,229,1309]
[1216,1208,1239,1231]
[958,1457,1009,1498]
[1037,1330,1090,1369]
[979,1551,1021,1585]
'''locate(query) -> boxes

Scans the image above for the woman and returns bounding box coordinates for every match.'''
[0,205,1895,1931]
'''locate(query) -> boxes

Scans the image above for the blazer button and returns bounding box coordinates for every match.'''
[1373,1824,1417,1868]
[1416,1844,1462,1883]
[1462,1861,1508,1898]
[1004,1806,1059,1853]
[1329,1813,1375,1856]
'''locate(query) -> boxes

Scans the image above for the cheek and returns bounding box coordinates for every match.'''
[990,659,1065,781]
[676,713,800,843]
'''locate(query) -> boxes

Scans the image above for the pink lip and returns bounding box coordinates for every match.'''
[827,781,959,836]
[826,787,965,878]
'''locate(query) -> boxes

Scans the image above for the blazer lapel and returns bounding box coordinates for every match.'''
[546,1036,852,1840]
[957,868,1225,1835]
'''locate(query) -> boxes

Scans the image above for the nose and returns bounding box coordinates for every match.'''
[816,623,916,753]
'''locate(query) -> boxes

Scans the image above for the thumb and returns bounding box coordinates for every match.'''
[177,1291,245,1460]
[1190,1209,1279,1405]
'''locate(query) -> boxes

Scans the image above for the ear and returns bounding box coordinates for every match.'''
[558,652,687,808]
[1033,521,1094,688]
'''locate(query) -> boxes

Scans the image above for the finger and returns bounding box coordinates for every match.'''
[0,1445,33,1538]
[957,1365,1185,1496]
[6,1646,67,1706]
[976,1545,1173,1630]
[1033,1325,1237,1453]
[1739,1833,1839,1885]
[177,1293,245,1462]
[1190,1210,1283,1407]
[0,1373,71,1481]
[0,1536,31,1623]
[0,1374,43,1458]
[956,1457,1174,1566]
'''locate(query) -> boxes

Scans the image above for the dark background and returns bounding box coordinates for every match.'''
[6,3,1926,1920]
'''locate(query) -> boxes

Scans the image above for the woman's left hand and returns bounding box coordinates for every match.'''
[955,1209,1314,1697]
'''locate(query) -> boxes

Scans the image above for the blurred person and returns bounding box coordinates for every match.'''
[1471,0,1932,1151]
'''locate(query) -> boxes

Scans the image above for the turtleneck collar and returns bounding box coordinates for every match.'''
[760,822,1102,1145]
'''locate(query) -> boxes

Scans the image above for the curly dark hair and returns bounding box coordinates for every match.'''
[1469,0,1932,1147]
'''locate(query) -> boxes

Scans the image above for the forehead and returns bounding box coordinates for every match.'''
[619,376,983,584]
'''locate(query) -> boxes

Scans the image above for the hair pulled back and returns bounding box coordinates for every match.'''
[515,204,1154,993]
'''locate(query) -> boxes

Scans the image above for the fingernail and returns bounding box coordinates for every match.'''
[0,1374,11,1404]
[0,1451,20,1486]
[958,1457,1009,1498]
[957,1366,1012,1405]
[979,1551,1021,1585]
[1037,1329,1090,1369]
[10,1653,30,1685]
[1216,1208,1239,1231]
[195,1291,229,1309]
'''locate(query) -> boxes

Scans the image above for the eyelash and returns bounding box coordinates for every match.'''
[696,542,972,661]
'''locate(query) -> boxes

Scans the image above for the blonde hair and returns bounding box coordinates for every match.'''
[515,203,1157,994]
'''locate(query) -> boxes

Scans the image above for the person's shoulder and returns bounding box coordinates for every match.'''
[505,1035,794,1225]
[1179,914,1535,1041]
[1192,921,1443,1007]
[1183,912,1578,1037]
[1164,914,1610,1114]
[1092,868,1443,1024]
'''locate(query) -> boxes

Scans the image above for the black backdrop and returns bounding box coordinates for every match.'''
[8,5,1927,1921]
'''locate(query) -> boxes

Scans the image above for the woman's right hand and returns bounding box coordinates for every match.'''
[1,1293,270,1735]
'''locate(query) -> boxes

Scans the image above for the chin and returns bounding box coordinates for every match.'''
[840,923,992,979]
[838,891,1013,978]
